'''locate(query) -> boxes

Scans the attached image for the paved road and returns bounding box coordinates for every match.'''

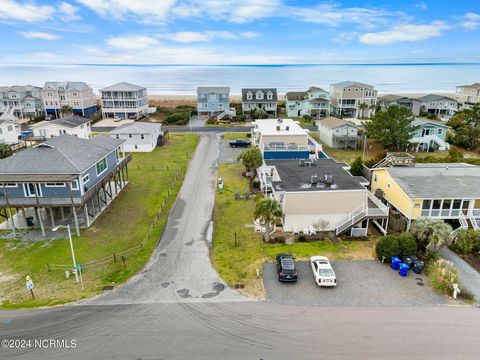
[85,133,246,304]
[440,247,480,301]
[264,260,447,306]
[1,303,480,359]
[164,125,319,133]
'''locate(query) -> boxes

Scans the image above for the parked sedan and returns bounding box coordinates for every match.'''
[310,256,337,287]
[229,139,251,148]
[275,253,298,282]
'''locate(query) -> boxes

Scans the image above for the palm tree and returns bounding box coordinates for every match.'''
[410,218,453,254]
[358,102,369,119]
[254,198,283,242]
[0,143,13,159]
[256,108,268,119]
[60,105,73,118]
[237,147,263,178]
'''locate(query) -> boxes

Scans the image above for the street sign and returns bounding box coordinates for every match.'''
[25,279,34,290]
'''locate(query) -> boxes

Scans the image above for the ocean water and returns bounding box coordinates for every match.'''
[0,63,479,95]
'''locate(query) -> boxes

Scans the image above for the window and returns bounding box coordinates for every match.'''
[23,183,42,197]
[141,134,145,140]
[96,158,108,175]
[3,183,17,188]
[71,179,79,190]
[373,174,377,182]
[7,125,12,132]
[82,174,90,184]
[437,128,443,135]
[115,134,119,139]
[134,145,138,149]
[128,134,132,138]
[45,182,66,187]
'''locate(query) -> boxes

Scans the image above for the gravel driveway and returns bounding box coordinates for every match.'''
[218,138,245,163]
[263,260,448,306]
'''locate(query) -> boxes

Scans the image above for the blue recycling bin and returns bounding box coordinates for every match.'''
[391,256,401,270]
[399,262,410,277]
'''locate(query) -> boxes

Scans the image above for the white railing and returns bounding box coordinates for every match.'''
[351,227,368,237]
[367,192,389,216]
[467,211,480,230]
[262,143,311,152]
[334,203,367,235]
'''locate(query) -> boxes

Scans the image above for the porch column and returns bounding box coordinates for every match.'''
[49,208,55,228]
[36,208,46,237]
[72,206,80,237]
[60,207,65,221]
[21,208,27,224]
[6,207,16,236]
[84,203,90,227]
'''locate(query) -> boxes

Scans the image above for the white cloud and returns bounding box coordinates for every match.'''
[20,31,60,40]
[359,22,448,45]
[0,0,55,23]
[76,0,176,21]
[461,13,480,30]
[160,30,259,43]
[59,2,81,21]
[107,35,159,49]
[414,2,428,10]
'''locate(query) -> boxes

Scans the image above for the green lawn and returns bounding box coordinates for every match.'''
[0,133,199,309]
[211,163,375,298]
[222,132,250,140]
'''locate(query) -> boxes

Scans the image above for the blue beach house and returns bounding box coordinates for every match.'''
[197,87,230,116]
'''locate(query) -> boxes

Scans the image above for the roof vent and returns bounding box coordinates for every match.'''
[311,174,319,184]
[323,175,334,187]
[286,126,290,131]
[278,119,283,123]
[276,125,281,131]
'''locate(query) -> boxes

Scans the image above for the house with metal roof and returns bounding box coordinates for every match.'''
[41,82,98,119]
[317,116,361,149]
[30,116,92,139]
[257,158,389,236]
[241,88,278,117]
[0,135,131,236]
[330,81,377,119]
[408,119,451,152]
[110,122,163,152]
[285,86,330,118]
[370,163,480,232]
[100,82,148,120]
[0,85,43,120]
[197,87,231,116]
[251,118,326,160]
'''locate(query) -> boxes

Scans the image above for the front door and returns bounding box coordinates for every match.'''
[23,183,42,197]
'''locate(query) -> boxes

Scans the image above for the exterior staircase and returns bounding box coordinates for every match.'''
[372,152,415,168]
[410,134,450,151]
[216,107,236,121]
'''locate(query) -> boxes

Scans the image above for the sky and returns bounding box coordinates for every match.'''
[0,0,479,65]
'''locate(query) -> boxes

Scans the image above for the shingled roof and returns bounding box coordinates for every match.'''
[241,88,278,102]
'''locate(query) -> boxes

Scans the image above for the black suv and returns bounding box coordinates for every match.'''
[275,253,298,282]
[229,139,251,148]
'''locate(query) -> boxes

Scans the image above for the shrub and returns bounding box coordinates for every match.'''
[397,233,417,257]
[297,235,307,242]
[163,112,189,125]
[252,180,260,189]
[375,235,400,262]
[427,259,460,295]
[450,229,480,255]
[302,114,312,122]
[273,236,286,243]
[349,156,364,176]
[207,117,217,125]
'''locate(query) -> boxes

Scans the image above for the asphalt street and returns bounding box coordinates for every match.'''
[1,133,480,359]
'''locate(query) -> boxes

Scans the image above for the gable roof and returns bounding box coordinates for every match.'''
[100,82,146,92]
[31,116,91,129]
[378,94,405,102]
[43,82,91,91]
[332,81,373,89]
[318,116,358,129]
[457,83,480,89]
[0,134,124,176]
[384,163,480,199]
[241,88,278,102]
[110,121,161,134]
[411,118,451,129]
[418,94,456,103]
[285,91,307,101]
[197,87,230,95]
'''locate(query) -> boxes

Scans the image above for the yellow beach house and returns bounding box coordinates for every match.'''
[370,163,480,232]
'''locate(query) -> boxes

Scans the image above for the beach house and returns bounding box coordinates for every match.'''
[285,87,330,118]
[455,83,480,107]
[330,81,377,119]
[370,163,480,232]
[100,82,148,120]
[41,82,97,119]
[31,116,92,139]
[0,120,21,144]
[0,135,130,237]
[197,87,230,116]
[418,94,458,119]
[377,95,422,116]
[317,116,361,149]
[251,118,325,160]
[241,88,278,117]
[408,119,451,152]
[110,122,163,152]
[0,85,43,120]
[257,158,389,236]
